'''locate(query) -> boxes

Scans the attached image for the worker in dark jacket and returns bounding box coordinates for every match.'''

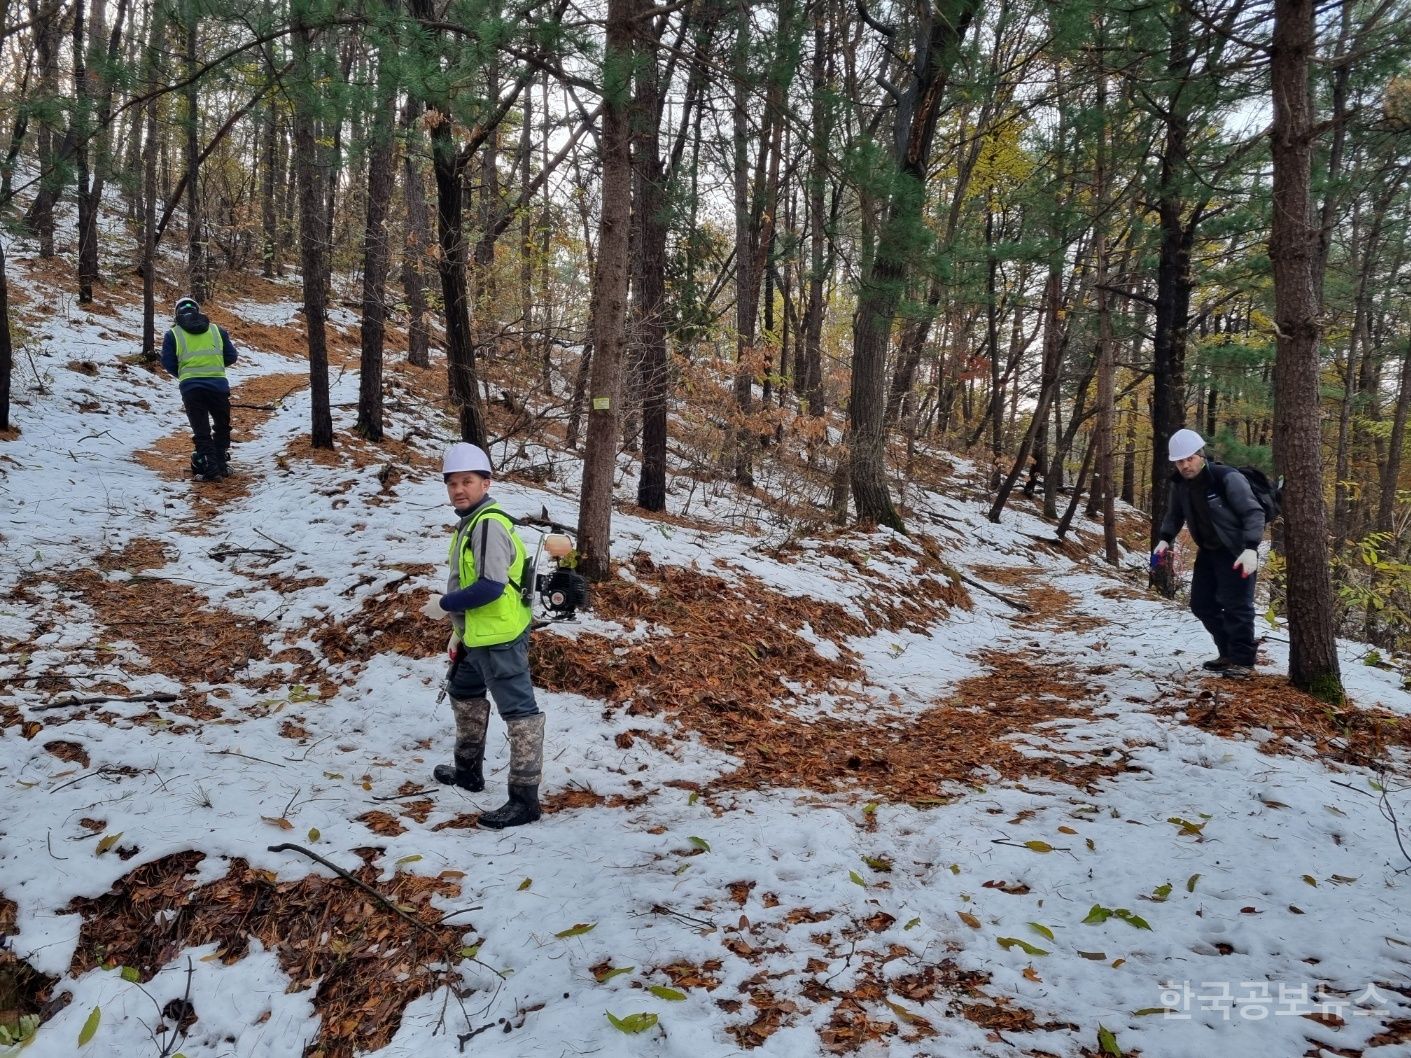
[1153,429,1265,679]
[160,297,238,481]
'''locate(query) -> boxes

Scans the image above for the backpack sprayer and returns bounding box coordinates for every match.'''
[517,518,590,625]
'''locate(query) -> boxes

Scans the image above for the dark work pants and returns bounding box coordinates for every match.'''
[181,387,231,456]
[1190,546,1257,666]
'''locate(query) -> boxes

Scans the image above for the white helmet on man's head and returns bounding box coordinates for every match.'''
[442,442,493,477]
[1168,428,1205,462]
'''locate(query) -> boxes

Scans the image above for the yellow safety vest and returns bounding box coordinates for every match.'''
[171,325,226,381]
[448,502,532,647]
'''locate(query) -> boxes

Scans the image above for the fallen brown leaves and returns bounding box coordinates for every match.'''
[66,851,470,1058]
[51,540,272,691]
[535,558,1121,798]
[1176,676,1411,762]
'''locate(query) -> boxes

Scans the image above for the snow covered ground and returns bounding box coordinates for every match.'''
[2,252,1409,1058]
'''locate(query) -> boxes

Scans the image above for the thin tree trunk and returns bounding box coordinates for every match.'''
[139,0,159,362]
[291,3,333,449]
[634,11,669,512]
[356,14,399,443]
[1269,0,1342,701]
[853,0,981,529]
[400,100,431,369]
[0,238,11,432]
[73,0,93,301]
[183,0,204,301]
[576,0,634,581]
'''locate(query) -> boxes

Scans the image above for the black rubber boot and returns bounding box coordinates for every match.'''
[478,784,541,829]
[433,744,485,791]
[1202,656,1232,671]
[435,698,490,791]
[479,713,545,829]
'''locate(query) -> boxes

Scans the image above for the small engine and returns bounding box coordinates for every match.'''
[537,568,589,620]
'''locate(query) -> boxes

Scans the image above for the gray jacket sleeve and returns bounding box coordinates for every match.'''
[1157,481,1184,544]
[1219,469,1266,549]
[470,516,517,585]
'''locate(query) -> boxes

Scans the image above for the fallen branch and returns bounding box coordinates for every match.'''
[34,690,179,711]
[955,573,1032,613]
[209,546,285,561]
[267,843,494,970]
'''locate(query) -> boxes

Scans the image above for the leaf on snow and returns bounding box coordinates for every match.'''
[605,1011,658,1034]
[78,1005,101,1046]
[593,965,634,983]
[997,936,1049,956]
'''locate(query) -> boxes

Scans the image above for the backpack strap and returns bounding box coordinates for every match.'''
[466,504,528,595]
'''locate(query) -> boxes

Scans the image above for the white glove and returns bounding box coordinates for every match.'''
[446,629,460,658]
[421,595,448,620]
[1153,541,1169,556]
[1233,549,1259,578]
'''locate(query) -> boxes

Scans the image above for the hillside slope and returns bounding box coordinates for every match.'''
[2,260,1410,1058]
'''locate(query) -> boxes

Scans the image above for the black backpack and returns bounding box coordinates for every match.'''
[1224,465,1282,525]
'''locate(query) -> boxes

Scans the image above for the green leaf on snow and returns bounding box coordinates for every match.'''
[1097,1024,1123,1056]
[605,1011,658,1034]
[78,1006,101,1046]
[555,923,596,938]
[997,937,1049,956]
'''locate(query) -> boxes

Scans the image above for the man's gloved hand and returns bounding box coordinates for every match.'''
[446,629,461,660]
[1150,540,1170,570]
[421,595,448,620]
[1233,548,1259,578]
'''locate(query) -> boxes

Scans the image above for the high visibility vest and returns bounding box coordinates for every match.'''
[172,325,226,382]
[448,502,532,647]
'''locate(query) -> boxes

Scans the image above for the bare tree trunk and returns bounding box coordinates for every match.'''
[139,0,160,361]
[73,0,93,301]
[400,100,431,369]
[1094,28,1118,564]
[0,238,11,433]
[24,0,65,257]
[633,12,669,512]
[183,0,205,301]
[262,96,279,277]
[356,14,399,443]
[1269,0,1342,701]
[576,0,634,581]
[852,0,980,529]
[1378,342,1411,535]
[291,3,333,449]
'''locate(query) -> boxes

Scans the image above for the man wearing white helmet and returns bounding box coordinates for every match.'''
[1153,428,1266,678]
[422,442,544,828]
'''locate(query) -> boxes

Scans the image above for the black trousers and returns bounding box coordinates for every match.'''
[181,387,231,454]
[1190,546,1257,666]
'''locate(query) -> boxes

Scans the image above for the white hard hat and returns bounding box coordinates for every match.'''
[1168,428,1205,461]
[442,442,492,476]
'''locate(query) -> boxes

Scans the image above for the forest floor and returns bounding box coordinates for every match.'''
[2,255,1411,1058]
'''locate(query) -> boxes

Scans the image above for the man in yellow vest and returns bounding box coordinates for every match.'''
[422,442,544,828]
[160,297,239,481]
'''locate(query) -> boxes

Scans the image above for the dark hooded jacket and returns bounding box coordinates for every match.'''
[1158,461,1265,556]
[160,305,238,395]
